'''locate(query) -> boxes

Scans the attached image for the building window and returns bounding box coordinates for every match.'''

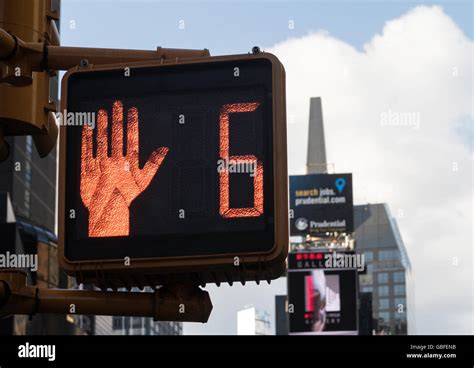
[24,189,31,212]
[25,165,32,183]
[394,284,405,296]
[123,317,130,331]
[378,298,389,310]
[397,312,407,320]
[393,271,405,283]
[132,317,142,329]
[378,249,400,261]
[361,286,372,293]
[366,263,374,274]
[112,316,123,330]
[23,160,32,214]
[364,251,373,262]
[394,298,406,313]
[394,297,406,308]
[378,285,389,297]
[378,311,390,323]
[26,136,33,156]
[377,272,389,284]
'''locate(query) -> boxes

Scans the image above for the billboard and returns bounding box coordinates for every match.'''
[289,174,353,236]
[288,251,358,335]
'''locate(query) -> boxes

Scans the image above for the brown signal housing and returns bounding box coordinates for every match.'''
[58,53,288,289]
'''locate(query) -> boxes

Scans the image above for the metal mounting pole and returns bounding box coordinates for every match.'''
[0,28,210,85]
[0,270,212,323]
[0,27,211,161]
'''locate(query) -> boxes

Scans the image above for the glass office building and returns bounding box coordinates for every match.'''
[355,203,413,335]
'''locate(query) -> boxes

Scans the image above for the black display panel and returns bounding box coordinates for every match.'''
[290,173,353,235]
[288,265,358,335]
[64,59,275,261]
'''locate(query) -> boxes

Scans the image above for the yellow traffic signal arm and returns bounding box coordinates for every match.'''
[0,28,210,85]
[0,27,209,161]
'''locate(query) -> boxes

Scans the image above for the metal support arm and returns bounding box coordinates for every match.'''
[0,28,210,86]
[0,27,210,161]
[0,270,212,323]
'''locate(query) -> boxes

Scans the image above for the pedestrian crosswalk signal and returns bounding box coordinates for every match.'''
[58,53,288,288]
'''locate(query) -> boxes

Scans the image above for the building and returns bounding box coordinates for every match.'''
[95,316,182,335]
[237,306,271,335]
[355,203,412,335]
[358,291,373,335]
[94,316,183,335]
[94,290,183,336]
[0,193,89,335]
[306,97,328,174]
[0,135,57,233]
[275,295,289,335]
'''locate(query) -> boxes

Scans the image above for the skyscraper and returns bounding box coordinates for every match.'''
[306,97,328,174]
[355,203,412,335]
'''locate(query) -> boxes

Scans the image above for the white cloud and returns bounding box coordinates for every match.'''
[267,5,473,334]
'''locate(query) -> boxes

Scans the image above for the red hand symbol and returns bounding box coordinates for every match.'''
[80,100,169,237]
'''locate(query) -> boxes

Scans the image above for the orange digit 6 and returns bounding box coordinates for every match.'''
[219,102,264,218]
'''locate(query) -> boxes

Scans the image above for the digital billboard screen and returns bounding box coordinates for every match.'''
[289,173,353,236]
[288,251,358,335]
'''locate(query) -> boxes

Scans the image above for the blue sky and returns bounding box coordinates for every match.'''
[61,0,472,56]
